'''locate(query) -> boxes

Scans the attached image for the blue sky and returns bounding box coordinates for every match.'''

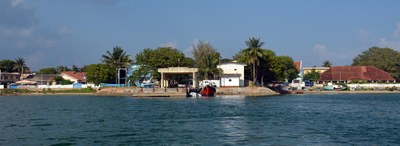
[1,0,400,71]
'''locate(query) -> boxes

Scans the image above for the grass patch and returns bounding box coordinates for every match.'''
[40,87,96,93]
[0,89,32,94]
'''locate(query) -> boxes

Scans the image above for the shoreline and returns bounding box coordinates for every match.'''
[1,88,400,97]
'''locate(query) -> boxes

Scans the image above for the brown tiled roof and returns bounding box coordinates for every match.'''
[320,66,395,81]
[294,61,301,72]
[61,71,87,82]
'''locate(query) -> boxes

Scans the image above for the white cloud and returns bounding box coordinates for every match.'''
[0,26,33,38]
[312,44,334,59]
[311,44,356,66]
[377,38,400,51]
[58,26,71,36]
[11,0,24,7]
[161,40,178,48]
[36,38,57,48]
[183,39,200,58]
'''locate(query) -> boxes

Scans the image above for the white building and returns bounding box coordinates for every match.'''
[217,62,246,87]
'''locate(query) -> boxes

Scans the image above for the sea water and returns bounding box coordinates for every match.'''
[0,94,399,145]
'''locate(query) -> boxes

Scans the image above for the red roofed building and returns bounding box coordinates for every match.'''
[293,61,302,73]
[319,66,396,83]
[60,71,87,83]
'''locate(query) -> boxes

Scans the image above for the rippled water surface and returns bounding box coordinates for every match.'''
[1,94,400,145]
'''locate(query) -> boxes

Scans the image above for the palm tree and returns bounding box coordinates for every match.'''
[201,53,220,80]
[13,57,29,80]
[72,65,80,72]
[56,65,70,73]
[322,60,332,67]
[243,37,265,84]
[102,46,133,83]
[102,46,133,69]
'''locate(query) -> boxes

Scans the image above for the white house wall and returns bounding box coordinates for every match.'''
[221,77,240,87]
[217,63,245,87]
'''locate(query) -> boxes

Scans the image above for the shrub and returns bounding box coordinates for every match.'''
[387,86,396,91]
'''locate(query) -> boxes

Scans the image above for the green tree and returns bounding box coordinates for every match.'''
[85,64,115,85]
[56,65,70,73]
[352,46,400,81]
[0,59,16,72]
[303,67,320,81]
[54,76,73,85]
[201,53,220,80]
[235,47,276,85]
[220,58,233,64]
[192,41,221,79]
[38,67,57,74]
[101,46,133,83]
[13,57,29,75]
[234,47,298,84]
[192,41,218,66]
[135,47,193,79]
[72,65,80,72]
[270,56,298,82]
[242,37,265,84]
[102,46,133,69]
[258,49,277,84]
[322,60,332,67]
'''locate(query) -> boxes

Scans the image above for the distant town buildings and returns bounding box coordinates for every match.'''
[27,74,57,85]
[0,72,20,85]
[319,66,396,83]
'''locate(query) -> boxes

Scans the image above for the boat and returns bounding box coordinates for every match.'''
[200,85,216,97]
[323,83,346,91]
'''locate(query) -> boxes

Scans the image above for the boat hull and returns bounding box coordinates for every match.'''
[200,85,216,97]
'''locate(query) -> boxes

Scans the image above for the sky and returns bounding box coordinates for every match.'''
[1,0,400,71]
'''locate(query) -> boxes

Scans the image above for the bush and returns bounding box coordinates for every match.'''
[387,86,396,91]
[1,89,31,94]
[248,81,256,87]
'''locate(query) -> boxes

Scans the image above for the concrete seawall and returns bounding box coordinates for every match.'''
[96,87,279,97]
[216,87,279,96]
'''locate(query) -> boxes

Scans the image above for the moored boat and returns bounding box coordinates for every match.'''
[200,85,216,97]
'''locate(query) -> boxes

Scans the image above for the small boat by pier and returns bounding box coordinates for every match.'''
[200,85,216,97]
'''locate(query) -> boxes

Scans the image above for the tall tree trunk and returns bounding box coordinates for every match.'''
[253,63,256,84]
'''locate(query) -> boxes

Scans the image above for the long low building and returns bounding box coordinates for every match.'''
[319,66,396,83]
